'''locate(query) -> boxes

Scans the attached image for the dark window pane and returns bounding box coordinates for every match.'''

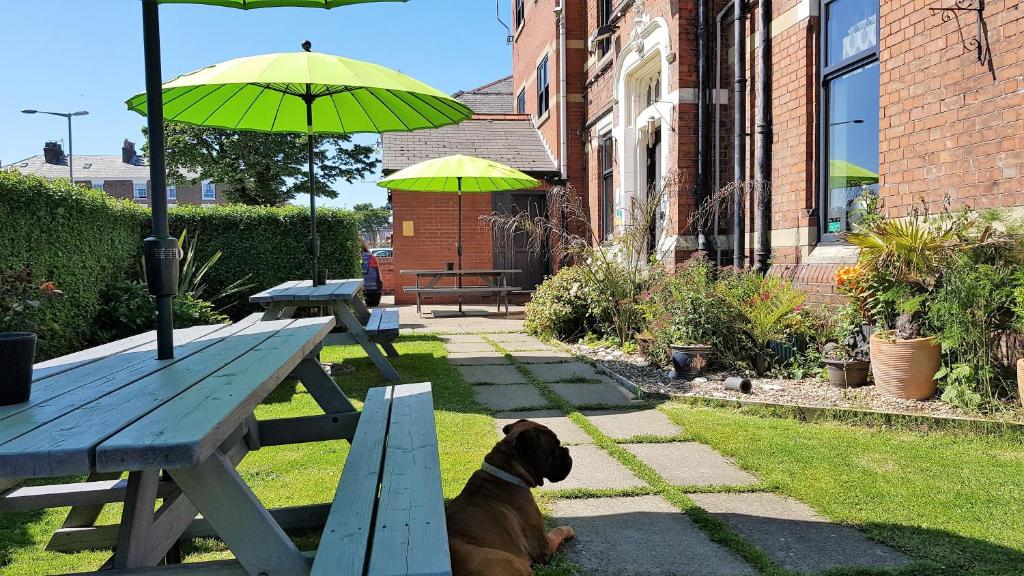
[600,135,614,238]
[826,0,877,66]
[517,89,526,114]
[515,0,524,29]
[537,56,550,115]
[825,61,879,235]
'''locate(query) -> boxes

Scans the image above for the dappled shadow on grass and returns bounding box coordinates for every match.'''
[0,508,45,569]
[262,377,299,404]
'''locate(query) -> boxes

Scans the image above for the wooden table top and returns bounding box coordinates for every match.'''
[0,314,334,479]
[249,279,364,304]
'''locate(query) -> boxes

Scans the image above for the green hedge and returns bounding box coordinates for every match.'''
[0,171,361,358]
[0,171,148,357]
[167,204,361,316]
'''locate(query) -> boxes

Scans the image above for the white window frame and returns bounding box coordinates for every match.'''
[91,180,104,191]
[202,181,216,201]
[167,184,176,200]
[133,181,148,200]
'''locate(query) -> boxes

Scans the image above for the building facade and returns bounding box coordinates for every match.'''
[4,140,224,207]
[512,0,1023,300]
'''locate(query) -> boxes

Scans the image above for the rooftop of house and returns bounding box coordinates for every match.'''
[382,76,558,176]
[3,140,201,182]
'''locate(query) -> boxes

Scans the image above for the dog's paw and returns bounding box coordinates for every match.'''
[557,526,575,541]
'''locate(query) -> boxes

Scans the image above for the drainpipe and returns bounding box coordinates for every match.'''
[695,0,711,253]
[556,1,569,182]
[715,1,735,267]
[733,0,746,269]
[755,0,773,273]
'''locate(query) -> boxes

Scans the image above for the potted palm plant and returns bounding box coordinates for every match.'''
[720,273,805,377]
[843,204,974,400]
[0,267,62,406]
[822,304,871,388]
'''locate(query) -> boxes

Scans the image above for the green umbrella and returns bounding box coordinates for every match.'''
[158,0,402,6]
[128,44,472,288]
[829,159,878,189]
[378,155,539,312]
[138,0,407,359]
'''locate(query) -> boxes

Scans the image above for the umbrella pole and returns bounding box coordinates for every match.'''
[141,0,177,360]
[457,178,463,314]
[306,90,320,287]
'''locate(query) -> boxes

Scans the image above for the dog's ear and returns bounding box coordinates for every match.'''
[513,426,571,486]
[502,419,529,435]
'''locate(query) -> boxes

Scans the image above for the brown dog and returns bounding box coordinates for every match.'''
[446,419,575,576]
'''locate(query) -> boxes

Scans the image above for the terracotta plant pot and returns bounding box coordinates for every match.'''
[1018,359,1024,408]
[869,333,941,400]
[0,332,36,406]
[670,344,711,378]
[824,359,870,389]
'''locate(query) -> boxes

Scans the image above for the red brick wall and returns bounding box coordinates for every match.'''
[377,256,396,296]
[81,179,226,206]
[879,0,1024,216]
[391,191,496,305]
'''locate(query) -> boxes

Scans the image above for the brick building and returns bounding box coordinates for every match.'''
[505,0,1023,300]
[4,140,224,207]
[382,77,561,305]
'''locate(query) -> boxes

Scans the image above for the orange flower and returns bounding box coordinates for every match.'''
[835,265,863,292]
[39,281,56,294]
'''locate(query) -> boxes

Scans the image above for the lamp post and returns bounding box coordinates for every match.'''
[21,109,89,183]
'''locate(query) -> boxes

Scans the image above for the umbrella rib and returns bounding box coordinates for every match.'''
[232,85,269,129]
[348,90,383,133]
[197,84,250,126]
[163,84,228,121]
[160,84,207,108]
[328,92,347,133]
[407,91,467,123]
[367,89,412,131]
[267,90,287,132]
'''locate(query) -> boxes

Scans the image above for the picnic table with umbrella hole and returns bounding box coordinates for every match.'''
[401,269,522,316]
[250,278,402,381]
[0,315,450,575]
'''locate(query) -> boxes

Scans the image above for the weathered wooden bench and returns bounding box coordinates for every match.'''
[312,382,451,576]
[364,307,400,343]
[403,287,521,316]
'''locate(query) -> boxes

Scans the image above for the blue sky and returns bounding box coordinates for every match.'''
[0,0,513,208]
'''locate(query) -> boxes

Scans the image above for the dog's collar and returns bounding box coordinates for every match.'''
[481,462,532,489]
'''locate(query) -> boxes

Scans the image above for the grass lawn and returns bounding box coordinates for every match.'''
[659,402,1024,576]
[0,335,497,575]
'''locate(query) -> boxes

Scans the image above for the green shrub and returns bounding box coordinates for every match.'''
[0,171,147,357]
[94,279,229,344]
[168,204,360,316]
[525,266,602,341]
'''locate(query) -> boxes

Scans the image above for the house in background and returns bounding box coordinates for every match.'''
[381,76,561,305]
[4,139,224,207]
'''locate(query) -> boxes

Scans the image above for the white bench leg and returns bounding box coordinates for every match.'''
[169,451,311,576]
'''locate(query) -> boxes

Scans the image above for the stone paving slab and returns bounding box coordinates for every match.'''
[551,382,637,407]
[689,493,911,573]
[501,342,559,352]
[550,495,757,575]
[441,334,490,344]
[542,445,644,491]
[486,333,545,344]
[447,353,511,366]
[493,410,593,445]
[446,342,498,353]
[473,385,550,411]
[457,364,526,385]
[528,362,605,382]
[582,409,681,440]
[509,349,573,364]
[622,443,758,487]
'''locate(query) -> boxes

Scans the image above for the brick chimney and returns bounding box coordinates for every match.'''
[43,141,66,165]
[122,140,137,164]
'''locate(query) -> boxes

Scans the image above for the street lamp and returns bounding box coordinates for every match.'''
[830,119,864,127]
[21,109,90,182]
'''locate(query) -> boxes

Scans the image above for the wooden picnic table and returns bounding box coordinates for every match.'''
[250,279,401,382]
[0,316,450,575]
[402,269,522,316]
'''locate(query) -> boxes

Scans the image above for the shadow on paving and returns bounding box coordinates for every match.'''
[551,504,1024,576]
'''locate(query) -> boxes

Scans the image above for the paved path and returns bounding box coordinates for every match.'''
[441,331,911,575]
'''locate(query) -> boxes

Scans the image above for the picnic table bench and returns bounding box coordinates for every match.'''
[402,269,521,316]
[251,279,402,381]
[0,315,450,575]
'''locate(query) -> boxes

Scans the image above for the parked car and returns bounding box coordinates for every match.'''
[370,247,393,258]
[361,242,383,307]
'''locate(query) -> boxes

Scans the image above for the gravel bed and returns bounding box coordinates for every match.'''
[571,343,1024,424]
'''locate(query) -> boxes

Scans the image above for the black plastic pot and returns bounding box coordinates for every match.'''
[824,359,870,388]
[0,332,36,406]
[670,344,711,378]
[750,350,770,376]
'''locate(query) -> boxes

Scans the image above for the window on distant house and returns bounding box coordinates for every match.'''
[537,56,550,117]
[820,0,879,241]
[599,134,615,240]
[92,181,104,191]
[517,89,527,114]
[598,0,614,56]
[202,181,216,201]
[515,0,525,30]
[133,183,148,200]
[167,184,176,201]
